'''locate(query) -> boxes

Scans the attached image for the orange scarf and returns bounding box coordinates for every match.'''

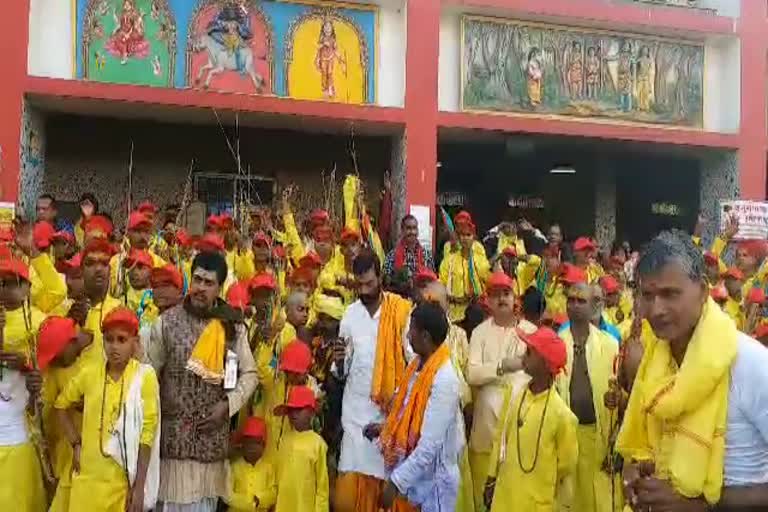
[380,342,451,469]
[370,292,413,411]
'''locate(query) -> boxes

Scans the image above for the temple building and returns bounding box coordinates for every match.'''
[4,0,762,246]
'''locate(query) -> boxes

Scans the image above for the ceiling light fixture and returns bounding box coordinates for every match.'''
[550,166,576,175]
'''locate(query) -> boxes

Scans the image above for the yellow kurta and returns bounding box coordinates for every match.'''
[496,233,527,257]
[29,253,67,314]
[226,456,277,512]
[723,296,745,331]
[274,430,329,512]
[109,249,166,299]
[488,385,578,512]
[446,323,474,512]
[54,359,159,512]
[544,280,568,318]
[440,242,491,323]
[557,326,621,512]
[71,296,122,369]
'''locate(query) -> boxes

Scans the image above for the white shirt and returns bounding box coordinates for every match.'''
[724,334,768,486]
[0,369,30,445]
[337,299,412,479]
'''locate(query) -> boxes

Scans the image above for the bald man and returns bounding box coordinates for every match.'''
[556,282,621,512]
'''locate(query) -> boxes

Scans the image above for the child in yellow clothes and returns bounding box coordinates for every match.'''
[225,417,277,512]
[55,307,160,512]
[273,386,329,512]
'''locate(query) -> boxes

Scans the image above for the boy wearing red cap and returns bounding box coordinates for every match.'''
[273,385,329,512]
[485,327,578,511]
[121,249,158,326]
[110,211,167,300]
[572,237,604,284]
[439,211,491,323]
[226,417,277,512]
[55,307,160,511]
[600,275,633,339]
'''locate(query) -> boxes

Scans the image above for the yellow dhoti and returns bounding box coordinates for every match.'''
[469,449,490,512]
[572,425,622,512]
[0,442,46,512]
[457,447,475,512]
[334,472,418,512]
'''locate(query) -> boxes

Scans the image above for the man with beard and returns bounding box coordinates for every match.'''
[384,215,434,286]
[144,252,258,512]
[333,251,414,512]
[556,282,619,512]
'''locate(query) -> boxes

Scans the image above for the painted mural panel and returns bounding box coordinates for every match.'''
[461,17,705,127]
[75,0,377,103]
[81,0,176,86]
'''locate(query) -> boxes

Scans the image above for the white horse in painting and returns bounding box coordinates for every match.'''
[192,34,265,92]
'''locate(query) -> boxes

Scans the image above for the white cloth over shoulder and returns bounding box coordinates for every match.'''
[106,363,161,511]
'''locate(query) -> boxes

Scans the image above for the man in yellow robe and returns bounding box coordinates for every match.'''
[485,327,578,512]
[440,212,490,323]
[557,282,621,512]
[466,272,532,511]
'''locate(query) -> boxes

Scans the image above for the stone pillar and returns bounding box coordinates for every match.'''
[389,132,407,245]
[594,164,616,250]
[18,101,46,220]
[699,149,739,247]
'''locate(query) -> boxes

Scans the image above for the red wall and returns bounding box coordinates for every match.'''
[6,0,768,208]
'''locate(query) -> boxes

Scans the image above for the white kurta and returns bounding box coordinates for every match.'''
[336,299,412,480]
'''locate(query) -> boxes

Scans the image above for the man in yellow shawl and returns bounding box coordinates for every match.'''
[557,282,621,512]
[367,302,464,512]
[618,230,737,511]
[333,251,416,512]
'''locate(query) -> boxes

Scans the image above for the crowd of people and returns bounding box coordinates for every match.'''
[0,181,766,512]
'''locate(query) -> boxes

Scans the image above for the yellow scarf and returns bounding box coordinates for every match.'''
[186,319,227,383]
[616,298,736,504]
[380,342,450,469]
[370,292,413,411]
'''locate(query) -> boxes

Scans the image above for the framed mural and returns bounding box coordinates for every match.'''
[461,16,705,128]
[75,0,377,104]
[79,0,177,86]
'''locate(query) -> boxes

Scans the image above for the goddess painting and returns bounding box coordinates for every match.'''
[105,0,151,64]
[315,18,347,99]
[526,47,543,107]
[636,46,654,112]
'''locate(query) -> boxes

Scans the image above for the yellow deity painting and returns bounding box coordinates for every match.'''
[287,15,368,104]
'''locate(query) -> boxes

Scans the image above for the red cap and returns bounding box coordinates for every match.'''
[746,287,766,305]
[252,231,272,247]
[196,233,225,253]
[238,416,267,441]
[309,209,329,224]
[125,249,153,269]
[703,251,719,266]
[723,267,744,281]
[0,257,30,282]
[299,251,322,269]
[278,340,312,374]
[127,211,152,231]
[206,214,220,229]
[150,264,183,290]
[51,230,75,245]
[274,385,316,415]
[101,306,139,336]
[414,267,438,284]
[312,225,334,243]
[454,211,475,234]
[710,285,728,301]
[226,281,250,309]
[33,221,56,250]
[502,246,517,258]
[559,263,587,285]
[486,271,514,291]
[249,272,277,291]
[58,252,83,275]
[82,238,117,261]
[573,237,596,253]
[340,227,360,243]
[753,322,768,339]
[290,266,316,285]
[83,215,113,238]
[218,213,234,230]
[37,317,78,371]
[599,275,621,295]
[272,245,286,259]
[738,240,768,260]
[137,201,158,214]
[518,326,567,376]
[552,313,569,327]
[175,229,191,248]
[0,227,14,243]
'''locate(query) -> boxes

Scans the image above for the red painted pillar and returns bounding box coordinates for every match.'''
[0,0,30,202]
[404,0,440,227]
[739,0,768,199]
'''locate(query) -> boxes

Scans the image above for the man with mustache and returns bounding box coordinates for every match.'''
[144,251,258,512]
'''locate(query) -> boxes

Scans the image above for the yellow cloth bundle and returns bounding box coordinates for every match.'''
[370,292,413,411]
[316,294,345,320]
[186,319,227,383]
[616,298,736,504]
[343,175,360,232]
